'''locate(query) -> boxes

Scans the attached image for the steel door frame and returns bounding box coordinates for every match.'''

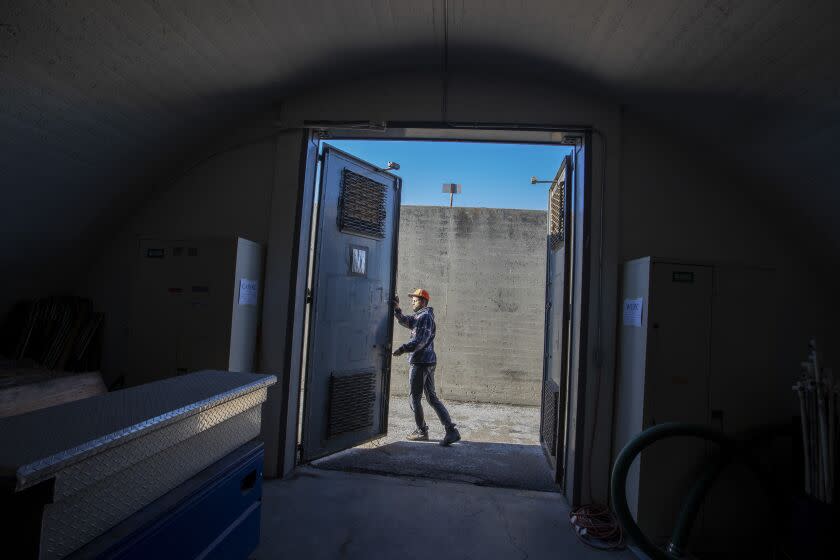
[285,124,594,504]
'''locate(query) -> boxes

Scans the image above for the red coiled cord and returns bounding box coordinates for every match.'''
[569,504,625,551]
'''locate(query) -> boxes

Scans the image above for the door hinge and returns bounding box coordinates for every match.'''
[305,288,313,304]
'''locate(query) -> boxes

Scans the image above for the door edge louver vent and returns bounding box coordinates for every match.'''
[541,378,559,457]
[548,180,564,251]
[338,169,387,239]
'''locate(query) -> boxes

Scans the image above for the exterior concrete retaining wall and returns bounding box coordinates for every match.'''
[391,206,546,406]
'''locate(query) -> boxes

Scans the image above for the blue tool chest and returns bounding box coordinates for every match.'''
[68,441,265,560]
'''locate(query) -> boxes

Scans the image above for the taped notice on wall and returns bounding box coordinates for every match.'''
[623,297,643,327]
[239,279,258,306]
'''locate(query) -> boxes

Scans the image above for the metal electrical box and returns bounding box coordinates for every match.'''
[613,257,778,545]
[128,237,264,387]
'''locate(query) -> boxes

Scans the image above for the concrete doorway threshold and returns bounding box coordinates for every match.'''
[312,398,556,492]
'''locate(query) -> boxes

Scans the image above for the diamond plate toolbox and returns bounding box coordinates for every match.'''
[0,370,276,559]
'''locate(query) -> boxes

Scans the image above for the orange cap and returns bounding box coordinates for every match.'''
[407,288,430,302]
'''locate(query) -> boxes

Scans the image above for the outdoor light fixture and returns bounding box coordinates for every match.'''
[531,177,566,189]
[442,183,462,207]
[376,161,400,172]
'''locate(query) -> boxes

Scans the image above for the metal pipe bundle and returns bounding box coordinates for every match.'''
[793,340,838,503]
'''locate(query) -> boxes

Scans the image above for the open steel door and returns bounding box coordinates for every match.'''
[540,155,572,484]
[300,145,401,462]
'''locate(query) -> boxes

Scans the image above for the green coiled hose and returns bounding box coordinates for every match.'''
[610,422,789,559]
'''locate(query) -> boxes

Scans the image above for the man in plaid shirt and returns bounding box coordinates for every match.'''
[393,288,461,446]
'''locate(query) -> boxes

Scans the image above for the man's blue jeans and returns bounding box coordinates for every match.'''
[409,363,454,431]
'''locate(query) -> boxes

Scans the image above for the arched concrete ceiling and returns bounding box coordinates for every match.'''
[2,1,839,270]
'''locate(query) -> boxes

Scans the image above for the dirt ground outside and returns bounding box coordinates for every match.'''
[361,395,540,448]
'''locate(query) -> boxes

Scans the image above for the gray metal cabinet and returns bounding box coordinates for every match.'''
[614,257,713,542]
[613,257,777,543]
[129,237,264,386]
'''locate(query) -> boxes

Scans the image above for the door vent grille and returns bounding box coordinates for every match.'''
[338,169,387,239]
[328,372,376,438]
[549,180,565,251]
[541,379,559,456]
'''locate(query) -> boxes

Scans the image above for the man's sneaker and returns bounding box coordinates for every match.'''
[440,426,461,446]
[406,428,429,441]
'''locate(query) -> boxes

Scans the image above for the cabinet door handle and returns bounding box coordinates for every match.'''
[241,469,258,494]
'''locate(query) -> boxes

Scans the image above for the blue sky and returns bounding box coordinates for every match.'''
[328,140,571,210]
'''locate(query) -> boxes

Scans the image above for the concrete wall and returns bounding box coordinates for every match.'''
[391,206,547,406]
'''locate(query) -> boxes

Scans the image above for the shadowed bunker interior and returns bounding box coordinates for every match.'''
[5,3,840,558]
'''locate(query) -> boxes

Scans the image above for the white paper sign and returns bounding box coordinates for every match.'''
[623,297,643,327]
[351,247,367,275]
[239,278,258,306]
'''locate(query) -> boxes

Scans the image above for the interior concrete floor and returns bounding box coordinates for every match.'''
[312,397,554,491]
[256,467,635,560]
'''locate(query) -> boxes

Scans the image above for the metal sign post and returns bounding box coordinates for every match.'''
[442,183,462,207]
